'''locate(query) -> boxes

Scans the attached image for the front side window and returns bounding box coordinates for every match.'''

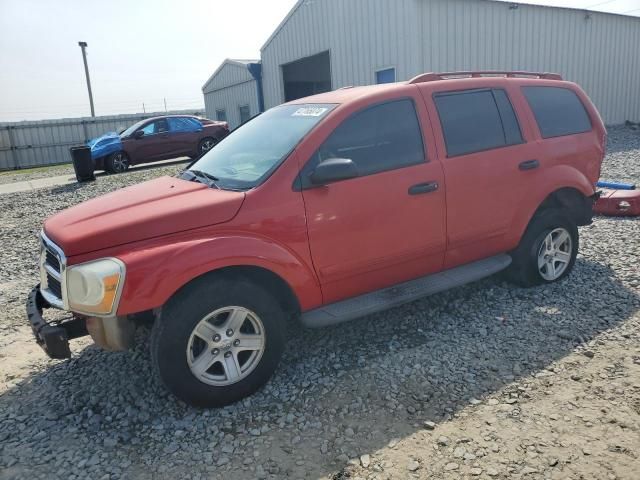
[522,86,592,138]
[434,88,523,157]
[187,104,336,190]
[140,119,169,136]
[309,99,425,178]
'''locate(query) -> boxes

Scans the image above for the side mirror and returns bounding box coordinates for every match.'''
[133,130,145,139]
[310,158,358,185]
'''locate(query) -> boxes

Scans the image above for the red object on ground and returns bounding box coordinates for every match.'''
[594,188,640,216]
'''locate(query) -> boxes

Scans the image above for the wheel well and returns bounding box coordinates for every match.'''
[534,187,594,226]
[191,266,301,317]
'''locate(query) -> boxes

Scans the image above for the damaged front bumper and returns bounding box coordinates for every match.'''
[26,285,88,359]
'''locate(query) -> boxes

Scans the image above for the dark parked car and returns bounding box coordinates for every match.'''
[89,115,229,173]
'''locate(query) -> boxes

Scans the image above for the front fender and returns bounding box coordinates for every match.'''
[114,233,322,315]
[508,164,595,245]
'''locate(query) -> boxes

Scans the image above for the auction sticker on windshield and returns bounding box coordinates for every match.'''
[292,107,328,117]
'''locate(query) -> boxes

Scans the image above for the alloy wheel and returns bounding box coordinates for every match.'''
[537,227,572,281]
[186,306,266,386]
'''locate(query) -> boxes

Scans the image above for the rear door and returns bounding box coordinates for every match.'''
[420,83,538,268]
[298,94,447,304]
[167,117,200,156]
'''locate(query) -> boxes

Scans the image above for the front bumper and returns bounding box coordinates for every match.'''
[26,285,88,359]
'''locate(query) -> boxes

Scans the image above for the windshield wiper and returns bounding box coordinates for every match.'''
[181,169,220,188]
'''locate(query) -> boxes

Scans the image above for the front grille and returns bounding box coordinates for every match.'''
[46,272,62,298]
[45,249,60,272]
[40,233,65,307]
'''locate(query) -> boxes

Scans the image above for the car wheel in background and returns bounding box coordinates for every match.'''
[150,275,286,407]
[198,137,217,156]
[106,151,130,174]
[505,209,579,287]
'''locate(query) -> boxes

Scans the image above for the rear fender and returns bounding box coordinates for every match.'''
[114,234,321,315]
[509,164,595,245]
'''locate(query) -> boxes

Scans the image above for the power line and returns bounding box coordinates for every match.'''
[584,0,619,9]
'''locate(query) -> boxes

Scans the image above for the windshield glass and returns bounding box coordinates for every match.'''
[187,104,336,190]
[120,119,147,138]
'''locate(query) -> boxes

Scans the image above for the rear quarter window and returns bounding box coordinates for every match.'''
[522,86,592,138]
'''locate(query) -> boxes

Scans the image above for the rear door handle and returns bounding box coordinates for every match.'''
[408,181,439,195]
[519,159,540,171]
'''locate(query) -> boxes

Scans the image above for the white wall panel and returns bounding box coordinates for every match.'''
[260,0,640,124]
[204,80,259,130]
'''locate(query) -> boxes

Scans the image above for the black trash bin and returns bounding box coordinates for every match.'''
[70,146,95,182]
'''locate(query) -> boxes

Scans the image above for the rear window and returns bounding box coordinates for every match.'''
[433,89,523,157]
[522,86,592,138]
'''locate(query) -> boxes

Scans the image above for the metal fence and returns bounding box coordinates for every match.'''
[0,109,205,171]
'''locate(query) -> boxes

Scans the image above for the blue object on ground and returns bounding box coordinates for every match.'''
[596,181,636,190]
[87,132,123,160]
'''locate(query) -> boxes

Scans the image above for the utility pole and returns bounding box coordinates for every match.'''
[164,97,167,112]
[78,42,95,117]
[142,102,146,113]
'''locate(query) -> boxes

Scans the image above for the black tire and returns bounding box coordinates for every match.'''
[150,275,285,407]
[106,151,129,173]
[198,137,217,156]
[505,209,579,287]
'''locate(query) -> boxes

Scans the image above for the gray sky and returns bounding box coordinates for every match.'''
[0,0,638,122]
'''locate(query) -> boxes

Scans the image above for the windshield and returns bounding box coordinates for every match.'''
[186,104,336,190]
[120,119,148,138]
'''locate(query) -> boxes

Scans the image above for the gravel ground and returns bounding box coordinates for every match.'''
[0,126,639,480]
[0,164,75,185]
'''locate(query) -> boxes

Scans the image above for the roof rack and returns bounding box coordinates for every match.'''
[407,71,563,84]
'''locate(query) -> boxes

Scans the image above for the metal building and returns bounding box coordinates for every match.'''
[256,0,640,125]
[202,59,264,129]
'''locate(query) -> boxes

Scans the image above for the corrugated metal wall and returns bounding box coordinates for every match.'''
[203,62,260,130]
[261,0,640,125]
[0,109,204,171]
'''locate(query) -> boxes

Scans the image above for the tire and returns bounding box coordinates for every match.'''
[505,209,578,287]
[198,137,217,156]
[150,275,285,407]
[106,151,129,174]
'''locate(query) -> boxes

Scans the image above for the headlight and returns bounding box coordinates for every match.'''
[66,258,125,316]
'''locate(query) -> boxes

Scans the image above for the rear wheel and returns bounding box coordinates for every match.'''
[106,151,129,173]
[198,137,217,156]
[150,275,285,407]
[506,209,578,287]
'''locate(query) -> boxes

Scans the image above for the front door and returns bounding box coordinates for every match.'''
[299,96,447,304]
[130,118,178,162]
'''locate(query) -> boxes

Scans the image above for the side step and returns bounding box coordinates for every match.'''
[301,254,512,328]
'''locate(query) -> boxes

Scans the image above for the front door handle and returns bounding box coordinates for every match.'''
[519,159,540,171]
[408,181,439,195]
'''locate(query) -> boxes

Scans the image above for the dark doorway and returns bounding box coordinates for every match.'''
[282,51,331,102]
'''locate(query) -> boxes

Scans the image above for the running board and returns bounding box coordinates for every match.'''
[301,254,512,328]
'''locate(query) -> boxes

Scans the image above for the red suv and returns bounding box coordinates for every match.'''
[27,71,605,407]
[92,115,229,173]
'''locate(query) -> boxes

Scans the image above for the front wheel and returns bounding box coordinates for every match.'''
[150,275,285,407]
[506,209,578,287]
[106,151,129,173]
[198,137,217,156]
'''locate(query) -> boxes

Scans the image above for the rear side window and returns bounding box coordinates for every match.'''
[434,89,523,157]
[522,86,592,138]
[313,99,425,177]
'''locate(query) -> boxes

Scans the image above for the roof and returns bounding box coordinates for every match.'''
[261,0,640,52]
[201,58,260,92]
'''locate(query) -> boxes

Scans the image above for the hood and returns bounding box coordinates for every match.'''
[44,176,245,256]
[87,132,122,160]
